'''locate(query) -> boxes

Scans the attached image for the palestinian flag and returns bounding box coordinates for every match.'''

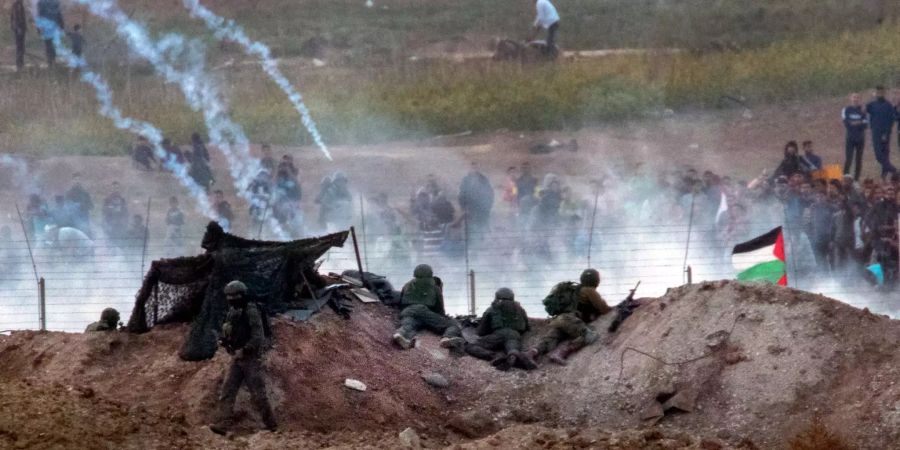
[731,227,787,286]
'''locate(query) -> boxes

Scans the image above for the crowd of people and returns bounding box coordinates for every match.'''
[10,0,83,71]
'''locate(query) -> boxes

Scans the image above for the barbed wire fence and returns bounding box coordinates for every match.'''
[2,200,899,333]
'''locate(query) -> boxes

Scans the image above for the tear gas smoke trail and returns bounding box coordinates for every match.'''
[29,16,215,218]
[72,0,290,238]
[181,0,332,161]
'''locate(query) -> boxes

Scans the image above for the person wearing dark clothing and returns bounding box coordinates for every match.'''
[67,24,83,58]
[260,144,275,174]
[214,190,235,232]
[464,288,536,371]
[66,176,93,234]
[842,93,868,180]
[189,150,215,191]
[773,141,804,180]
[248,169,272,230]
[534,174,562,228]
[865,87,897,177]
[11,0,27,71]
[801,141,822,171]
[190,132,210,162]
[807,191,835,271]
[102,182,128,242]
[37,0,64,67]
[126,214,147,242]
[25,194,51,239]
[458,162,495,234]
[515,163,539,214]
[430,191,455,227]
[160,138,186,166]
[165,196,185,246]
[211,281,277,434]
[132,136,156,171]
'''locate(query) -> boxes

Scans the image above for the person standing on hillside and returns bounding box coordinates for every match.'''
[67,24,83,58]
[458,162,495,237]
[211,280,277,434]
[10,0,27,71]
[842,93,868,180]
[36,0,64,67]
[529,0,560,56]
[866,86,897,178]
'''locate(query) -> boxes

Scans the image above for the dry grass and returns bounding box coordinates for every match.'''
[787,415,854,450]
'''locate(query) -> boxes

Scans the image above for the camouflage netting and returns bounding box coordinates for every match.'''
[127,222,348,361]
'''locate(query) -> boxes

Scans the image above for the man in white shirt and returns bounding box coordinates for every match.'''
[531,0,560,56]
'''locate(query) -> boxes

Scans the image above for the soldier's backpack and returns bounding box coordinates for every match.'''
[542,281,581,317]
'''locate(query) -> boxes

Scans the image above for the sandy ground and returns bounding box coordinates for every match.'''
[1,281,897,448]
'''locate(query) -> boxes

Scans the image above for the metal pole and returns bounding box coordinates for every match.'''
[359,194,369,271]
[586,184,601,267]
[14,203,39,284]
[463,213,471,311]
[682,193,695,284]
[685,266,692,285]
[140,197,151,279]
[468,270,476,315]
[38,277,46,331]
[349,226,366,285]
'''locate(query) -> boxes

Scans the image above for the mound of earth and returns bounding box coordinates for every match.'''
[1,281,898,448]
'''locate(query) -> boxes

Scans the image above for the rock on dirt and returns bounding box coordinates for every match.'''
[422,372,450,388]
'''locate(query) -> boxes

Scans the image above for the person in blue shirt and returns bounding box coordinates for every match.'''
[800,140,822,172]
[865,86,897,177]
[842,93,868,180]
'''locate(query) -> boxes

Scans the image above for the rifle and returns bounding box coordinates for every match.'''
[608,281,641,333]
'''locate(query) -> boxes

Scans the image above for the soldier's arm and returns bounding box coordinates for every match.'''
[518,305,531,332]
[476,308,493,336]
[584,289,612,315]
[435,284,447,316]
[245,303,265,356]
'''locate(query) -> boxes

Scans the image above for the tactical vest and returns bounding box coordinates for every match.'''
[488,299,527,333]
[401,277,439,309]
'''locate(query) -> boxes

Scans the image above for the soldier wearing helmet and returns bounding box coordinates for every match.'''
[392,264,465,354]
[211,280,277,434]
[526,268,611,366]
[464,288,536,371]
[85,307,120,332]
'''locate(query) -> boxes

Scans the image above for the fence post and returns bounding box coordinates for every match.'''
[38,277,46,331]
[682,193,695,285]
[359,194,369,271]
[468,270,476,316]
[685,266,692,285]
[349,226,366,285]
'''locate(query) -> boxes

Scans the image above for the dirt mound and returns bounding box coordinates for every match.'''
[465,280,900,448]
[2,281,899,448]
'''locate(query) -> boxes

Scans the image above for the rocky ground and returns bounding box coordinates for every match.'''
[1,281,897,448]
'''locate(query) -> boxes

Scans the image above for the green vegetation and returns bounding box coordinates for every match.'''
[2,22,899,156]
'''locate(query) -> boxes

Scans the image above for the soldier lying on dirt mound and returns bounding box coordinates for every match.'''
[526,269,611,365]
[392,264,465,354]
[211,280,277,434]
[464,288,537,371]
[84,307,120,332]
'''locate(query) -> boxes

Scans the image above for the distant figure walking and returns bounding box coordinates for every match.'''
[11,0,27,71]
[842,93,868,180]
[530,0,560,57]
[36,0,64,67]
[67,24,83,58]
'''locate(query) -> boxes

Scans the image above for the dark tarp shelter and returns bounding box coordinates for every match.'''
[127,222,348,361]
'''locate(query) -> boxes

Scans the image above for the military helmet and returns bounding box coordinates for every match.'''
[413,264,433,279]
[580,269,601,288]
[494,287,515,301]
[224,280,248,295]
[100,307,120,325]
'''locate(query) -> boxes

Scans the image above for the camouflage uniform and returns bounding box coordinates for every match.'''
[85,308,119,332]
[465,288,536,370]
[393,265,462,350]
[213,281,277,433]
[530,269,611,364]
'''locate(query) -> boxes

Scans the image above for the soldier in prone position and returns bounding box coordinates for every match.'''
[464,288,537,370]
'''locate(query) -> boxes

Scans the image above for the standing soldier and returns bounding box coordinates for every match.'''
[464,288,537,370]
[842,93,868,181]
[392,264,465,353]
[11,0,27,71]
[526,268,611,365]
[211,281,277,434]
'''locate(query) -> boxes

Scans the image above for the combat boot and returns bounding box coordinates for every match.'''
[440,336,466,356]
[548,343,574,366]
[491,354,513,371]
[393,333,415,350]
[510,350,538,370]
